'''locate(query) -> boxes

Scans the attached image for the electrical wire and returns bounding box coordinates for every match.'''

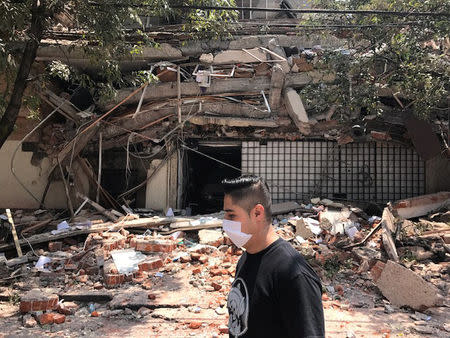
[88,2,450,17]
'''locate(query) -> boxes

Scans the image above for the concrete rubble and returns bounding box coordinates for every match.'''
[0,193,448,335]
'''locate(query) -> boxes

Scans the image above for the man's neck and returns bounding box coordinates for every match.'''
[246,226,279,254]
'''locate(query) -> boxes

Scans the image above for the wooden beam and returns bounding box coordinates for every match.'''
[6,209,22,257]
[103,71,335,110]
[269,64,285,110]
[102,101,271,139]
[188,116,289,128]
[0,217,193,251]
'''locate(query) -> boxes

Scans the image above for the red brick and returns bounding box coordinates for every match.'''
[20,290,58,313]
[91,311,100,317]
[53,313,66,324]
[219,325,229,334]
[104,274,125,287]
[37,313,55,325]
[192,268,201,275]
[135,239,176,253]
[48,241,62,252]
[188,321,202,329]
[138,257,163,272]
[19,301,31,313]
[211,282,222,291]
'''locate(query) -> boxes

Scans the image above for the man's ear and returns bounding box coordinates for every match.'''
[252,204,265,221]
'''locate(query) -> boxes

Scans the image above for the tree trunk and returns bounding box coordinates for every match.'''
[0,0,45,149]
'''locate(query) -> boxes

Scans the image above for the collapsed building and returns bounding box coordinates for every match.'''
[0,2,449,336]
[1,20,449,213]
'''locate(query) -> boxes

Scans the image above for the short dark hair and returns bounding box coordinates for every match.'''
[221,175,272,222]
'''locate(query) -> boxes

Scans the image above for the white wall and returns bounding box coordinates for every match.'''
[0,141,90,209]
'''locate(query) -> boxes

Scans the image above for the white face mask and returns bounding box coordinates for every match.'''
[222,219,252,248]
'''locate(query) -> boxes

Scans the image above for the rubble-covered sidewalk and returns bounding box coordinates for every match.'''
[0,192,449,337]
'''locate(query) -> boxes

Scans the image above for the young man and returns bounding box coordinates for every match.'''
[222,175,325,338]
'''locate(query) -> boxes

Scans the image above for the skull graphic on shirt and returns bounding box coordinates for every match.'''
[227,277,249,337]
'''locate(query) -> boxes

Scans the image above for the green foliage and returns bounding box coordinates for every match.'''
[0,0,236,118]
[183,0,239,40]
[300,0,450,120]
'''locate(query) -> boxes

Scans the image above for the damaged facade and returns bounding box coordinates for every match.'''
[1,25,448,212]
[0,2,449,336]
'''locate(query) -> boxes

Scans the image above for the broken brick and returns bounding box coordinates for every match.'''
[138,257,163,272]
[53,313,66,324]
[188,321,202,329]
[211,282,222,291]
[20,289,58,313]
[48,241,62,252]
[104,274,125,287]
[91,311,100,317]
[37,313,55,325]
[192,268,201,275]
[133,238,176,253]
[219,324,229,334]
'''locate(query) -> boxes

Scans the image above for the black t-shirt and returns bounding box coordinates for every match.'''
[227,238,325,338]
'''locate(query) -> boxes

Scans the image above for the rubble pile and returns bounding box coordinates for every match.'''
[0,192,449,336]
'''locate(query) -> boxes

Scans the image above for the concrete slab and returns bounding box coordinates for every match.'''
[393,192,450,219]
[373,260,442,310]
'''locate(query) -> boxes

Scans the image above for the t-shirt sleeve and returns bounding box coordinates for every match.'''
[278,273,325,338]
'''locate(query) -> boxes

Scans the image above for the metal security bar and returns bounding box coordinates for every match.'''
[242,141,425,204]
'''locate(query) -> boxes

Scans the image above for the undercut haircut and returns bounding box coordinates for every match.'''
[222,175,272,222]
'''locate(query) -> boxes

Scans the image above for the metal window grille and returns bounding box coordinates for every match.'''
[241,141,425,204]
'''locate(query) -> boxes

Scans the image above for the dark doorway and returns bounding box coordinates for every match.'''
[185,144,241,214]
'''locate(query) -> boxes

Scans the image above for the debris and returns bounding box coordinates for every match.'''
[271,201,301,215]
[198,229,223,247]
[110,249,147,275]
[381,208,399,262]
[22,314,37,328]
[392,192,450,219]
[20,289,59,313]
[6,209,22,257]
[284,87,310,135]
[35,256,52,272]
[371,260,442,310]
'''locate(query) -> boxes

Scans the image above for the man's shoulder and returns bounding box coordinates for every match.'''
[268,239,320,282]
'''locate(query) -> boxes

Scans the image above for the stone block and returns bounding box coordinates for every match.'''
[373,260,441,310]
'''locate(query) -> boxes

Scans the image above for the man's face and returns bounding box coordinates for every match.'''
[223,194,258,245]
